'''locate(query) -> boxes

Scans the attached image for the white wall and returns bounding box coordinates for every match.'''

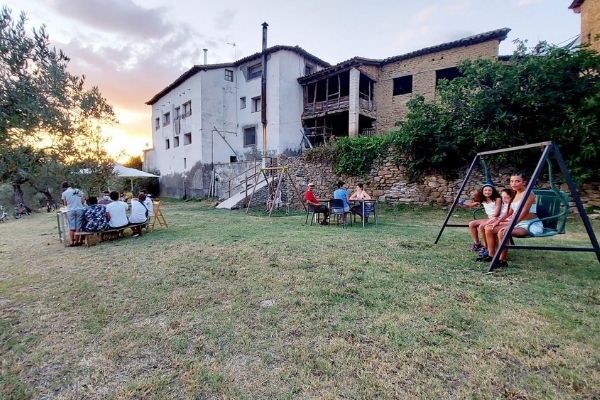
[149,49,328,180]
[151,73,202,175]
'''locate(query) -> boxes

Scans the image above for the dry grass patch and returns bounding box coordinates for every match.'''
[0,201,599,399]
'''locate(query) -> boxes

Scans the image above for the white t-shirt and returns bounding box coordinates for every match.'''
[129,199,148,224]
[105,201,129,228]
[61,187,85,211]
[143,197,154,217]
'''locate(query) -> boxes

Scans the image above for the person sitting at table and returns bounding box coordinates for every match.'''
[349,183,373,222]
[98,191,111,205]
[129,193,149,236]
[105,190,129,229]
[333,180,351,223]
[140,190,154,219]
[304,182,329,225]
[82,196,109,232]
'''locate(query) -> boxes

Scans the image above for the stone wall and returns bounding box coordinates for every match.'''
[281,155,600,210]
[579,0,600,53]
[375,40,500,133]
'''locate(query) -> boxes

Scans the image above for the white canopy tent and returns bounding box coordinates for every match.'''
[113,164,160,192]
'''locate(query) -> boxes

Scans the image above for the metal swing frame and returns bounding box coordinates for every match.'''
[435,141,600,272]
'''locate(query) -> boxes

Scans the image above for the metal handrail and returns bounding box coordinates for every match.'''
[224,158,276,199]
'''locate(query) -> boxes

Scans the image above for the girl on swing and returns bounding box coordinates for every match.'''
[482,172,544,267]
[461,183,501,252]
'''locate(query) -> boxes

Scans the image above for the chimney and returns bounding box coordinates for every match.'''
[261,22,268,162]
[203,49,208,65]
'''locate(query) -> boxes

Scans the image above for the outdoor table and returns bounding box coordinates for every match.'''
[56,209,69,247]
[350,199,378,227]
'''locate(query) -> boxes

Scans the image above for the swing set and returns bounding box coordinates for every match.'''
[245,165,306,216]
[435,141,600,272]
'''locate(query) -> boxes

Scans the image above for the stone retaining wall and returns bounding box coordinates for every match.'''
[281,155,600,210]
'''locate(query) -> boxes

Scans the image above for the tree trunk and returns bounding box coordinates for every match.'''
[13,183,25,206]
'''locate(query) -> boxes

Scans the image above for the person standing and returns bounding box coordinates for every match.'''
[61,181,85,246]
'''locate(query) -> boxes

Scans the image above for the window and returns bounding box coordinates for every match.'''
[251,96,261,113]
[174,136,180,147]
[240,96,246,109]
[436,67,462,87]
[183,158,187,169]
[230,156,237,163]
[305,64,314,76]
[393,75,413,96]
[182,101,192,117]
[243,126,256,147]
[184,132,192,145]
[247,63,262,80]
[155,117,160,130]
[163,112,170,126]
[174,107,180,119]
[165,139,170,149]
[225,69,234,82]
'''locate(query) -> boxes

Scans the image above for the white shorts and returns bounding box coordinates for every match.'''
[515,218,544,236]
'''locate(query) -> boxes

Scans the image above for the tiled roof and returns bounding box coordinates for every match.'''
[569,0,584,9]
[298,28,510,84]
[298,57,380,84]
[146,45,329,105]
[381,28,510,65]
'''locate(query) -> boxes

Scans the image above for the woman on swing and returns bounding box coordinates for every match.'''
[482,172,544,267]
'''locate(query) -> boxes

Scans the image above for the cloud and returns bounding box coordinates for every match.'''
[214,8,237,31]
[46,0,171,38]
[414,5,437,25]
[516,0,542,6]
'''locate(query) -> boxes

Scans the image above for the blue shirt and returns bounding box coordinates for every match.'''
[333,188,350,211]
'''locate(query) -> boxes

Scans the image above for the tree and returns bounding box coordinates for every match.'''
[0,6,115,205]
[124,155,143,170]
[392,41,600,182]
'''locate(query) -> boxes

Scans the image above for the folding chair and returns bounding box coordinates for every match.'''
[149,200,168,230]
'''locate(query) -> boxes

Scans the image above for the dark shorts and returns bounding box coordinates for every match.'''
[313,205,329,214]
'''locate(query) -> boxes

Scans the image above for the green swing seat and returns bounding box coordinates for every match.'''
[525,189,569,237]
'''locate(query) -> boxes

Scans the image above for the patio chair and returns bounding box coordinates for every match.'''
[330,199,352,227]
[305,202,327,225]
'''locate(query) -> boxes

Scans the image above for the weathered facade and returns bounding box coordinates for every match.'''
[145,47,329,196]
[146,29,510,198]
[570,0,600,53]
[298,29,509,141]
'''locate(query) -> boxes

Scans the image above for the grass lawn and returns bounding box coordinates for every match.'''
[1,200,599,399]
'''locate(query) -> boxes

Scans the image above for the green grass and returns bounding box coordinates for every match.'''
[0,200,599,399]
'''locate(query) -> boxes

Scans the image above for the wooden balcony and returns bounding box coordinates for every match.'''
[302,95,376,118]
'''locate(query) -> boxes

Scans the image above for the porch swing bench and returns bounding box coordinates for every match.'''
[435,141,600,273]
[520,188,569,238]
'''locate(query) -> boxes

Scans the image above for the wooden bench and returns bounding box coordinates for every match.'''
[74,223,148,247]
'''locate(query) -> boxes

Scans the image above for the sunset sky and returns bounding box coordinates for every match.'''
[3,0,580,160]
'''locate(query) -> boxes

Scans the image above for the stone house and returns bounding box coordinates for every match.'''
[145,28,509,197]
[570,0,600,52]
[298,28,510,141]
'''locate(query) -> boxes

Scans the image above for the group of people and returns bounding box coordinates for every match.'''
[462,172,543,268]
[304,181,372,225]
[61,181,154,247]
